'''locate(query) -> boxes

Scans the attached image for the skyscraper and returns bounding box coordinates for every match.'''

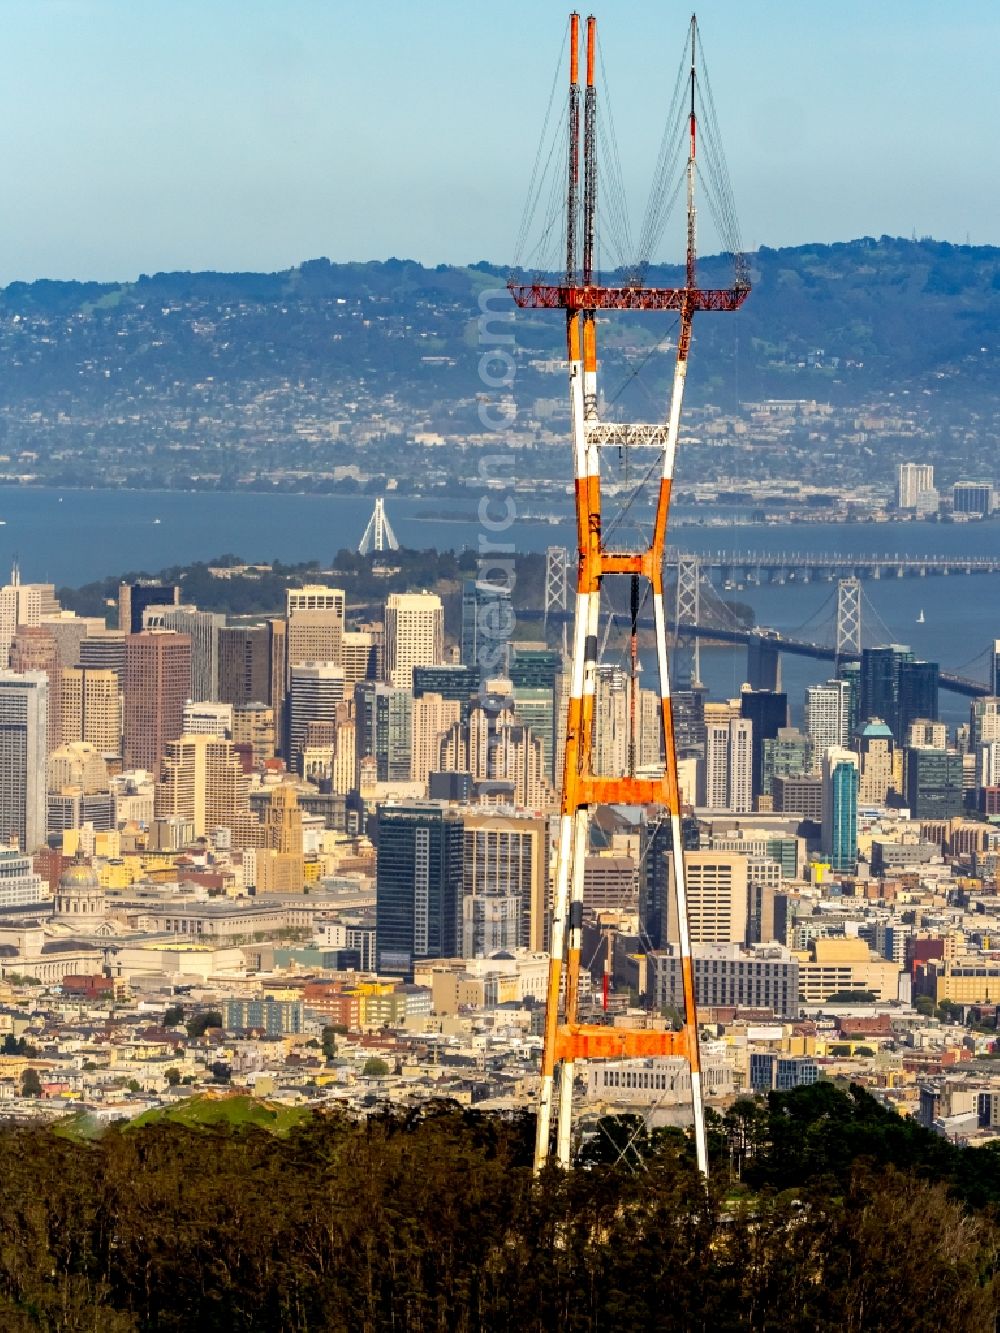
[385,592,443,692]
[461,810,548,955]
[217,626,270,709]
[9,626,61,755]
[896,462,934,510]
[122,632,192,774]
[740,688,788,799]
[375,801,464,975]
[700,718,752,812]
[0,567,60,668]
[354,681,412,784]
[410,692,462,787]
[0,671,48,851]
[821,747,859,873]
[150,606,224,703]
[118,581,179,634]
[288,663,346,774]
[61,668,121,760]
[805,678,853,758]
[78,631,127,686]
[904,746,964,820]
[155,733,249,838]
[461,579,513,676]
[992,641,1000,697]
[287,608,344,673]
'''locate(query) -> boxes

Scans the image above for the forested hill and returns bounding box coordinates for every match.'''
[3,237,1000,400]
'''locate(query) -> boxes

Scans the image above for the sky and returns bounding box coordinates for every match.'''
[0,0,997,281]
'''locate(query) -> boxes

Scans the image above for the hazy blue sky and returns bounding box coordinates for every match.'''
[0,0,995,280]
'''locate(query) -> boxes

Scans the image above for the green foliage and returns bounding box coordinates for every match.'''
[320,1027,337,1061]
[186,1010,223,1040]
[362,1056,389,1078]
[164,1068,181,1087]
[19,1068,40,1098]
[163,1005,184,1028]
[0,1099,994,1330]
[914,994,937,1017]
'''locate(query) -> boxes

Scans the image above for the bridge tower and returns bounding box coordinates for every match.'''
[358,497,399,556]
[673,554,702,688]
[544,545,570,655]
[509,12,748,1175]
[835,576,862,668]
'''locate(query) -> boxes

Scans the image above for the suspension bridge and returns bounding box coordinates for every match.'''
[681,549,1000,584]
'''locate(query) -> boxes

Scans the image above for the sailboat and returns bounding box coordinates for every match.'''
[917,608,925,624]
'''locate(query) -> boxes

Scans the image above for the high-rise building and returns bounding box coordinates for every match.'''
[375,802,464,974]
[60,669,121,759]
[412,664,479,706]
[439,694,555,810]
[856,719,895,806]
[217,625,270,709]
[385,592,443,692]
[859,645,936,744]
[897,659,938,741]
[255,784,305,894]
[288,663,346,773]
[907,718,947,749]
[761,727,809,797]
[0,846,48,910]
[805,678,852,758]
[821,747,859,872]
[182,701,233,739]
[122,632,192,774]
[154,733,249,838]
[287,608,344,674]
[48,741,109,795]
[972,695,1000,750]
[411,692,463,787]
[952,481,993,515]
[354,681,413,784]
[700,718,752,812]
[78,631,127,686]
[992,643,1000,698]
[342,630,377,686]
[285,585,346,618]
[233,703,275,764]
[461,579,513,675]
[0,671,48,851]
[148,606,224,703]
[904,747,964,820]
[0,567,60,668]
[740,688,788,799]
[9,626,61,755]
[118,581,179,634]
[666,851,749,946]
[896,462,934,510]
[461,810,547,955]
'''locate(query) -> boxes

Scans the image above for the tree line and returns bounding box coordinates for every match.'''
[0,1082,997,1331]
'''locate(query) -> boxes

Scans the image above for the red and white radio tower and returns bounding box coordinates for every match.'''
[509,12,749,1175]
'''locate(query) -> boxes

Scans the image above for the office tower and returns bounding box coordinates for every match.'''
[78,631,128,693]
[411,692,462,786]
[439,694,555,810]
[148,606,224,702]
[61,669,121,759]
[287,608,344,673]
[0,671,48,851]
[118,581,179,634]
[182,701,233,738]
[354,681,412,784]
[837,659,861,736]
[700,717,753,812]
[375,801,464,974]
[38,614,104,670]
[217,625,270,709]
[740,688,788,799]
[907,718,947,749]
[288,663,346,773]
[48,737,109,791]
[0,847,47,909]
[461,810,548,954]
[285,585,346,619]
[990,642,1000,697]
[9,626,61,754]
[594,666,629,777]
[896,462,934,510]
[155,733,249,838]
[771,773,824,820]
[122,632,192,774]
[904,747,964,820]
[412,663,479,705]
[641,814,700,949]
[385,592,443,691]
[265,617,286,751]
[821,747,859,872]
[952,481,993,515]
[666,851,749,946]
[670,687,707,756]
[342,630,377,686]
[461,578,513,674]
[761,727,809,797]
[0,567,60,667]
[897,659,938,740]
[804,678,852,758]
[976,741,1000,791]
[331,717,357,795]
[256,784,305,894]
[856,719,894,805]
[233,703,275,764]
[972,696,1000,749]
[510,646,561,779]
